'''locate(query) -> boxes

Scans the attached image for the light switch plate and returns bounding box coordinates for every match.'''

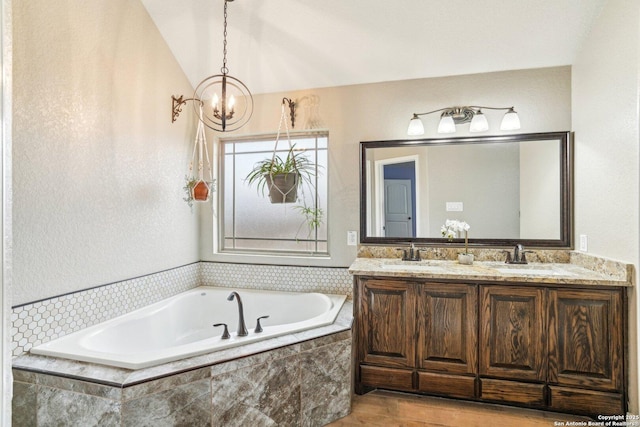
[347,231,358,246]
[579,234,588,252]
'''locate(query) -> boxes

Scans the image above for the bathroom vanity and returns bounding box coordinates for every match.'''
[349,257,631,417]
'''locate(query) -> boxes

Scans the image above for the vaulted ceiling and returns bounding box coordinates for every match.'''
[142,0,605,95]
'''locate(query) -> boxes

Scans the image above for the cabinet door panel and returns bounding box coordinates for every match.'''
[548,289,623,391]
[417,283,477,374]
[480,286,547,381]
[360,279,416,368]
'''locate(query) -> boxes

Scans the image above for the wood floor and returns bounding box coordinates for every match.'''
[327,390,592,427]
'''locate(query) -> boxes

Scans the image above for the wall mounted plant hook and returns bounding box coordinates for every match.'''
[282,97,296,128]
[171,95,203,123]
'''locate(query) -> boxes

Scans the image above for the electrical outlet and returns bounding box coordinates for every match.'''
[347,231,358,246]
[579,234,588,252]
[446,202,463,212]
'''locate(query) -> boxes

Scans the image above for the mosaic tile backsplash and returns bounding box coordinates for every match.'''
[11,262,353,357]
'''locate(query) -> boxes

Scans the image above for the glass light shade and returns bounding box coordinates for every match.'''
[469,112,489,132]
[407,116,425,136]
[437,115,456,133]
[500,109,521,130]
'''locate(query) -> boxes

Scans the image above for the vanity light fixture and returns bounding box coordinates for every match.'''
[407,106,520,136]
[171,0,253,132]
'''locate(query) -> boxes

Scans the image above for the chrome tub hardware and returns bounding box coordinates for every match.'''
[227,291,249,336]
[254,315,270,333]
[213,323,231,339]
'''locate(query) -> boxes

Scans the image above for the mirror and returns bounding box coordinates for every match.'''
[360,132,572,247]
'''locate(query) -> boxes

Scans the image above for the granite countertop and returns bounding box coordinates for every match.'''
[348,258,633,287]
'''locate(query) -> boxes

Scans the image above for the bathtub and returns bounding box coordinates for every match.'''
[30,286,347,370]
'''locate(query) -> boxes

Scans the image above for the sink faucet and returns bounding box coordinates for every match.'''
[504,244,530,264]
[227,291,248,336]
[397,243,421,261]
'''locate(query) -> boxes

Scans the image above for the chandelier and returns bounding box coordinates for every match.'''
[172,0,253,132]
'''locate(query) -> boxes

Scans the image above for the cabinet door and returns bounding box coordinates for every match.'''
[359,278,416,368]
[479,285,547,382]
[548,289,623,391]
[417,283,477,375]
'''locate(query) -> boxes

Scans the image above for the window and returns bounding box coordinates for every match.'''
[220,132,328,255]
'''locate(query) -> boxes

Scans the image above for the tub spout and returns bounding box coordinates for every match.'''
[227,292,248,337]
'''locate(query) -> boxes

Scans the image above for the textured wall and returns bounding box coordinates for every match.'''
[200,66,573,266]
[12,1,199,305]
[571,0,640,413]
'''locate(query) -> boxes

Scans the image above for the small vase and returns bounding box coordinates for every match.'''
[458,253,474,265]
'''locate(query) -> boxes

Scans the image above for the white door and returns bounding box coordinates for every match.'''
[384,179,414,237]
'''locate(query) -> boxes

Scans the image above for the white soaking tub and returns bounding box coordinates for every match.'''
[30,287,347,370]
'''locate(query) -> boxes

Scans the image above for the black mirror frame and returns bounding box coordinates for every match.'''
[359,131,573,248]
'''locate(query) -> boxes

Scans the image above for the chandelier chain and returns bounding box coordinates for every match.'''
[221,0,229,74]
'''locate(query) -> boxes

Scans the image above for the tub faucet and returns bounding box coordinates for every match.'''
[227,292,248,337]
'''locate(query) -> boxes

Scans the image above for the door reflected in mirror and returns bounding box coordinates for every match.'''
[361,132,572,247]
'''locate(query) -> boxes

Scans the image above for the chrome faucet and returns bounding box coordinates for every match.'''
[504,244,530,264]
[227,291,248,336]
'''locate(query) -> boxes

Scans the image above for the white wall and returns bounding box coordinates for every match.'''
[200,66,572,265]
[572,0,640,413]
[12,0,200,305]
[1,0,10,422]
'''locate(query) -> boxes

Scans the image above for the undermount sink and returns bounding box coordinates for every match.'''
[381,263,444,272]
[493,266,575,277]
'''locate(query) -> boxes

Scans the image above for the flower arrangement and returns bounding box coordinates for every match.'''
[441,219,471,255]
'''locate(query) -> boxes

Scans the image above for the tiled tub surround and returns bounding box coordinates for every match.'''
[11,262,353,357]
[12,302,353,426]
[11,263,201,357]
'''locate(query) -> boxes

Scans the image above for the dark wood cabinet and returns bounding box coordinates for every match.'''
[353,275,627,417]
[547,288,625,414]
[480,286,547,382]
[416,283,477,398]
[355,278,476,397]
[359,278,416,369]
[479,285,547,407]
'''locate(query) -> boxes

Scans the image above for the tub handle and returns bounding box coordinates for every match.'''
[254,316,270,333]
[213,323,231,339]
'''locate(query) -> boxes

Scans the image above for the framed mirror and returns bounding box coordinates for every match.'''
[360,131,573,247]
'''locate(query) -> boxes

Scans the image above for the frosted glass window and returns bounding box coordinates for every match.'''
[220,132,328,256]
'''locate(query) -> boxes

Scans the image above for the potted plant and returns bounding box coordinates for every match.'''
[441,219,473,264]
[183,176,215,208]
[245,145,316,204]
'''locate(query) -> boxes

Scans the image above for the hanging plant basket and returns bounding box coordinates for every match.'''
[192,180,211,201]
[183,104,214,208]
[266,173,299,204]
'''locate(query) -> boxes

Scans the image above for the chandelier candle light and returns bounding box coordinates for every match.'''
[407,106,520,136]
[441,220,473,265]
[172,0,253,132]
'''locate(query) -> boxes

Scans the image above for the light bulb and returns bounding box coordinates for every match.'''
[500,108,521,130]
[437,115,456,133]
[469,111,489,132]
[212,93,219,109]
[228,95,235,109]
[407,115,425,136]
